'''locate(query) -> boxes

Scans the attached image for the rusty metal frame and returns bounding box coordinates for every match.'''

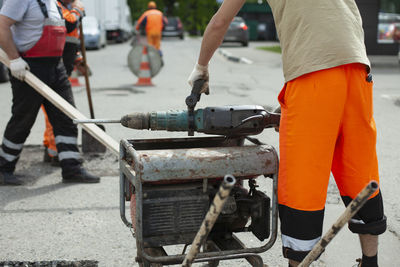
[119,137,279,266]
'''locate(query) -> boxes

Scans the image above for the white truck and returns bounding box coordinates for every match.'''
[82,0,133,43]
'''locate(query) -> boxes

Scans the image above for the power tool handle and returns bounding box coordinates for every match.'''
[185,79,206,109]
[264,112,281,128]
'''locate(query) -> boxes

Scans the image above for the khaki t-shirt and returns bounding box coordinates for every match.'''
[266,0,370,82]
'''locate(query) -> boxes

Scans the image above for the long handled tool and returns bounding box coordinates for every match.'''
[298,181,379,267]
[79,23,106,153]
[0,48,119,155]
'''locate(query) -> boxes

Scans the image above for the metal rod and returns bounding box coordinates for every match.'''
[73,119,121,124]
[298,181,379,267]
[182,175,236,267]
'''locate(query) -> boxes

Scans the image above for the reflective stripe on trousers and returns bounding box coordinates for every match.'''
[0,58,82,174]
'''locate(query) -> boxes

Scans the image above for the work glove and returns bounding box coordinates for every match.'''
[9,57,30,81]
[187,63,210,95]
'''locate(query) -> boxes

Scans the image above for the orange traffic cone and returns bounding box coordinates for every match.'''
[135,45,154,86]
[69,67,82,87]
[69,77,82,87]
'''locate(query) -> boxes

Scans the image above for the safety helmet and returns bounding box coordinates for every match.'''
[148,1,156,9]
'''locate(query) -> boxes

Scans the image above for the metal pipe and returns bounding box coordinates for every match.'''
[73,119,121,124]
[120,140,132,228]
[299,181,379,267]
[182,175,236,267]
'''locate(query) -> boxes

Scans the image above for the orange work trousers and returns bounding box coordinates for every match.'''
[277,63,384,261]
[41,105,57,157]
[278,63,379,210]
[146,32,162,51]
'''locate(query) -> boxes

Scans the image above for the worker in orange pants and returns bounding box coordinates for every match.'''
[277,63,385,265]
[186,1,386,266]
[136,1,168,55]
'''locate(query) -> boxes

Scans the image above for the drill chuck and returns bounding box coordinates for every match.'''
[120,110,192,131]
[120,112,151,129]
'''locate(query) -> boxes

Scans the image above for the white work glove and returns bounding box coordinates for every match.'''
[9,57,30,81]
[187,63,210,95]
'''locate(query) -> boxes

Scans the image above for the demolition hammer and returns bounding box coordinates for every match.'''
[74,105,280,136]
[75,77,280,136]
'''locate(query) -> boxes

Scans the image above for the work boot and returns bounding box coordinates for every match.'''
[62,168,100,184]
[0,171,23,185]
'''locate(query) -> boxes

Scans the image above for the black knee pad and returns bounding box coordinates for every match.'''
[348,215,387,235]
[342,191,386,235]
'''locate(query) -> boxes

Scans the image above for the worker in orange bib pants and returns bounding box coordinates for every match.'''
[136,1,168,54]
[187,1,386,267]
[42,0,85,164]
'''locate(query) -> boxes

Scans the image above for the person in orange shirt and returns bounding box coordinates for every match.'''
[43,0,85,164]
[135,1,167,55]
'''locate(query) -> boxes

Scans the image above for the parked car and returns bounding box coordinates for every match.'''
[223,16,249,47]
[162,16,184,39]
[82,16,107,50]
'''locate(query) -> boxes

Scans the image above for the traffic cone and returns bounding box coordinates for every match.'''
[69,67,82,87]
[135,45,154,86]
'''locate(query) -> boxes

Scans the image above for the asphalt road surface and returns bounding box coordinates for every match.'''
[0,36,399,266]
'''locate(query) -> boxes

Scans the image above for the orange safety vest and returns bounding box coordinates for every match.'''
[136,9,166,34]
[57,1,84,44]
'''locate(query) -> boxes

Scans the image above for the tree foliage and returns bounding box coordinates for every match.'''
[380,0,400,13]
[176,0,219,35]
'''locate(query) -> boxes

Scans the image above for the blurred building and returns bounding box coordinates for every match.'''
[357,0,398,55]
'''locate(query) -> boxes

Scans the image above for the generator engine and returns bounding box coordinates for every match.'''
[136,179,270,248]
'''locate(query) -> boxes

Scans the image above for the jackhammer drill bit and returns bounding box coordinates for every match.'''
[74,119,121,124]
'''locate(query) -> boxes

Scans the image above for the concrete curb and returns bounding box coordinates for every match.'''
[218,49,253,64]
